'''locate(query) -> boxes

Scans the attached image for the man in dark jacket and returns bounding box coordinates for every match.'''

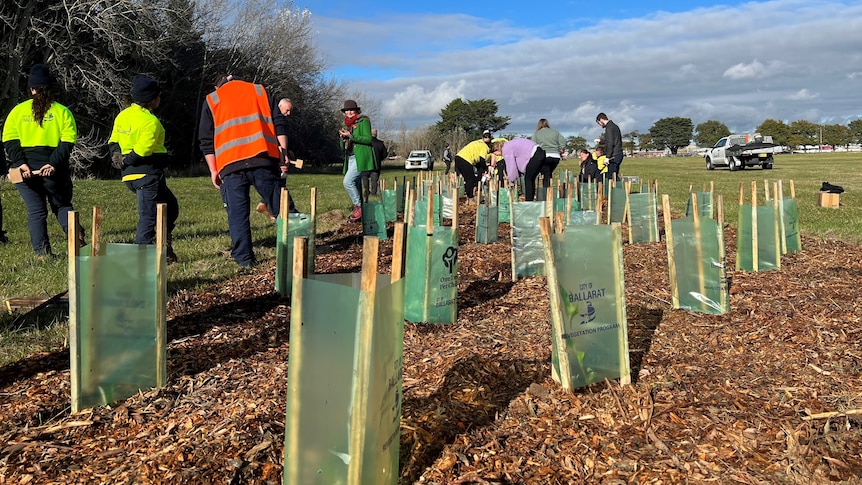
[596,112,623,183]
[198,74,289,267]
[362,128,388,200]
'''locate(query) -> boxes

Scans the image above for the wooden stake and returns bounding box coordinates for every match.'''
[452,186,459,229]
[554,211,565,234]
[662,195,679,308]
[691,194,707,313]
[68,211,81,413]
[405,185,414,227]
[610,223,630,385]
[606,184,613,225]
[736,183,744,271]
[751,181,759,272]
[772,190,781,270]
[91,207,102,256]
[423,193,435,318]
[509,188,517,281]
[776,180,787,255]
[285,236,309,485]
[155,204,167,387]
[348,236,379,485]
[625,182,633,244]
[392,222,407,283]
[539,217,573,390]
[544,187,554,224]
[716,194,728,312]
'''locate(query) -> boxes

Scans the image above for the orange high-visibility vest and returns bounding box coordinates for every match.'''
[206,81,278,173]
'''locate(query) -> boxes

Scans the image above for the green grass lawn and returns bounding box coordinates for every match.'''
[0,152,859,365]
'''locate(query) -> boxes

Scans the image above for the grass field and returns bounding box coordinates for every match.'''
[0,151,858,364]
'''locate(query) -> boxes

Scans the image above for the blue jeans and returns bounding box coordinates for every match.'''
[343,155,362,206]
[15,173,75,255]
[125,173,179,244]
[0,184,6,239]
[220,166,282,267]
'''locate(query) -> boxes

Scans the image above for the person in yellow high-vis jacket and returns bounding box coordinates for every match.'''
[2,64,82,256]
[108,75,179,263]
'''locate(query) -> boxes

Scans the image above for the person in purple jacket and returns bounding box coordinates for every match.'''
[502,138,547,201]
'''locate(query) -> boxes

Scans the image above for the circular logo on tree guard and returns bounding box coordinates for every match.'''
[442,246,457,274]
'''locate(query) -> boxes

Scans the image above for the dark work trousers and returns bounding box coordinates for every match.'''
[15,173,75,255]
[539,155,561,188]
[606,153,624,182]
[522,147,547,201]
[259,174,296,214]
[453,156,485,200]
[361,169,381,201]
[443,158,452,175]
[219,166,282,267]
[124,173,179,245]
[0,185,6,241]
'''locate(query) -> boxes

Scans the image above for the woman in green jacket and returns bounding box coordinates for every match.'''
[339,99,373,222]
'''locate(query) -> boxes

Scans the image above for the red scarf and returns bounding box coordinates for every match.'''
[343,114,359,129]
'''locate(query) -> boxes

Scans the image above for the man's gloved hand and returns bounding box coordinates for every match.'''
[111,151,123,169]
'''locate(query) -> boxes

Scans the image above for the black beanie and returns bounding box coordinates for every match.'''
[131,75,161,103]
[28,64,53,88]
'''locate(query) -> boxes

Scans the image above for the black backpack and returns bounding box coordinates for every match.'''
[821,182,845,194]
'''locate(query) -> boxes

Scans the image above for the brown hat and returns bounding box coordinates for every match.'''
[341,99,361,112]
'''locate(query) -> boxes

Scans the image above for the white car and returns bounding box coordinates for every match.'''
[404,150,433,170]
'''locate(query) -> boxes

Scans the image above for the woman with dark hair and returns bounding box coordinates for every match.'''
[532,118,566,188]
[2,64,81,255]
[578,148,599,183]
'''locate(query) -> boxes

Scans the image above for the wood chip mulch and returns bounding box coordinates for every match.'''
[1,201,861,484]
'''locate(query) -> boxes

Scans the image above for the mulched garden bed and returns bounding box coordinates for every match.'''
[1,200,861,484]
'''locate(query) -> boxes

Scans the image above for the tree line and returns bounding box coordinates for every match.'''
[640,117,862,155]
[418,98,862,160]
[1,0,348,177]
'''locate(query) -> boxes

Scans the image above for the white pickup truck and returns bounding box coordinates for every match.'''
[704,133,781,171]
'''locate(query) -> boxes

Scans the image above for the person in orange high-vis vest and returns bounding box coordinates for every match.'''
[198,74,292,267]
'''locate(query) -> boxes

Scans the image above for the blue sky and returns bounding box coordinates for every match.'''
[295,0,862,141]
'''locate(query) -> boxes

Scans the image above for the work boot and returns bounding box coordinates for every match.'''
[166,234,178,264]
[256,201,275,221]
[349,205,362,222]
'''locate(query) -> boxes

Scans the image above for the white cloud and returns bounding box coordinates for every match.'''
[383,80,468,118]
[323,1,862,135]
[723,60,767,80]
[787,89,819,101]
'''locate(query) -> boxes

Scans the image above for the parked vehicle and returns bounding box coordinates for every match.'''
[704,134,781,171]
[404,150,434,170]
